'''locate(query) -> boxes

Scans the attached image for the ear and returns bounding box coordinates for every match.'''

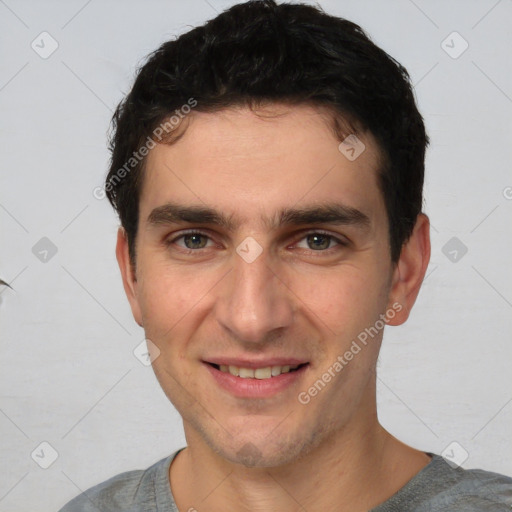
[116,227,143,327]
[386,213,431,326]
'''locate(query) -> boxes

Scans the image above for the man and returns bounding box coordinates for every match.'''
[60,1,512,510]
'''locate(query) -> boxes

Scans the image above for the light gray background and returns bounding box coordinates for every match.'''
[1,0,511,510]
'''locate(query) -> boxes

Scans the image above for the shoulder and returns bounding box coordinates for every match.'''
[374,454,512,512]
[58,454,175,512]
[434,462,512,511]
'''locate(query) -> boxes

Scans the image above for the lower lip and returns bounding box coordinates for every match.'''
[204,363,309,398]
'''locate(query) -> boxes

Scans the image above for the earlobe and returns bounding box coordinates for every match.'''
[115,227,143,327]
[386,213,431,326]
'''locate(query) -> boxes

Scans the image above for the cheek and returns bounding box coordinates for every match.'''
[291,264,388,339]
[135,256,228,364]
[136,263,207,339]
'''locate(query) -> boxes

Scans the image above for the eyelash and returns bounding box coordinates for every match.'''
[165,229,348,256]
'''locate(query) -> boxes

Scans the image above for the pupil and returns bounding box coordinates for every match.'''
[308,234,330,250]
[185,234,206,249]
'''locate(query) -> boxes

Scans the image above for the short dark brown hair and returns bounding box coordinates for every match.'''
[106,0,428,264]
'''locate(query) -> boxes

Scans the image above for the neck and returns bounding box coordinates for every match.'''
[170,412,430,512]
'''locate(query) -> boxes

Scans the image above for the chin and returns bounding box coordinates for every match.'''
[204,426,326,468]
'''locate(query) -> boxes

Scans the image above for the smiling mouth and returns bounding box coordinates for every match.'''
[207,362,308,379]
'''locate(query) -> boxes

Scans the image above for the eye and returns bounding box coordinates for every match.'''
[169,231,214,250]
[294,232,345,251]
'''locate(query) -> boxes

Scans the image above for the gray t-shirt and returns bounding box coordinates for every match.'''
[59,449,512,511]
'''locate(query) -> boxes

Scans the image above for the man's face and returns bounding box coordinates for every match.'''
[120,105,402,467]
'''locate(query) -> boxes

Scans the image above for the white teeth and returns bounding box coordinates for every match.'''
[218,364,301,379]
[254,367,272,379]
[271,365,282,376]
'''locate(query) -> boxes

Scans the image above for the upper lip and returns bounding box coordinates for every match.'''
[204,357,309,368]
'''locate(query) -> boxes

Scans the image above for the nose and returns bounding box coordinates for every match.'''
[214,249,295,345]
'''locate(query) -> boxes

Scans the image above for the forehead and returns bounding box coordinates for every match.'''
[139,104,385,227]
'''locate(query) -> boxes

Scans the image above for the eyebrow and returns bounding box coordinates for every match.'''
[147,202,371,231]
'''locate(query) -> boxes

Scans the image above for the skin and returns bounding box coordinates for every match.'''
[117,104,431,511]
